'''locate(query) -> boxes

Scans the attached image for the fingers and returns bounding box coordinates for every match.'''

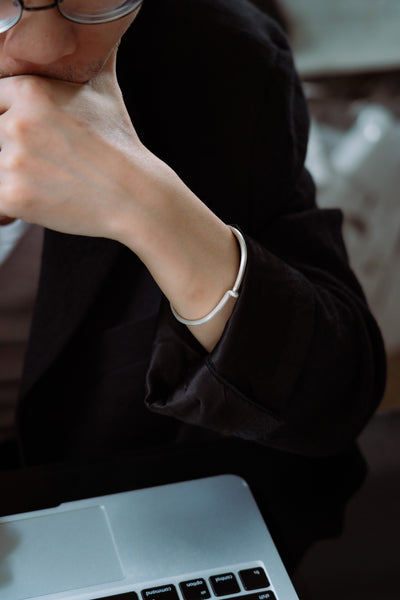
[0,75,58,118]
[0,76,18,115]
[0,58,134,233]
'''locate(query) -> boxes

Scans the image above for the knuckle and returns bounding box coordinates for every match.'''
[2,146,29,171]
[17,75,51,100]
[1,179,32,214]
[3,114,34,138]
[4,78,53,125]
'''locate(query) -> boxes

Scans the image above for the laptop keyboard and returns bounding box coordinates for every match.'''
[93,566,277,600]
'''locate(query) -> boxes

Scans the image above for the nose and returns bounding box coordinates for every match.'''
[3,4,77,66]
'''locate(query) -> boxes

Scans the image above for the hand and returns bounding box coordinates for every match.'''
[0,51,152,237]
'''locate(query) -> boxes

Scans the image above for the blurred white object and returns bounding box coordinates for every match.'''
[281,0,400,76]
[306,106,400,353]
[0,220,30,265]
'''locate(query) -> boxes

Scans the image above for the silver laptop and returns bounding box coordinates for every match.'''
[0,474,299,600]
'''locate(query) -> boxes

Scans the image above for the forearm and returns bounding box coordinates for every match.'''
[112,156,240,351]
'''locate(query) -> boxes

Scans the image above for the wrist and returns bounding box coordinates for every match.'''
[170,226,247,326]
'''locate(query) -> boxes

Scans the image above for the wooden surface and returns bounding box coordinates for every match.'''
[380,352,400,411]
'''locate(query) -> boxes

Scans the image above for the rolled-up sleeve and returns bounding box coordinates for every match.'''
[145,224,386,456]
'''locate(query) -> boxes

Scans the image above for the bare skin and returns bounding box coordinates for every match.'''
[0,4,239,351]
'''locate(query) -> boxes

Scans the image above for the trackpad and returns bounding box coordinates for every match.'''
[0,506,124,599]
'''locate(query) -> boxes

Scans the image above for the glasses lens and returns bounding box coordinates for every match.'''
[0,0,21,33]
[58,0,142,24]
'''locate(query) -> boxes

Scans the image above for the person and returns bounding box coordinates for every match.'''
[0,0,386,467]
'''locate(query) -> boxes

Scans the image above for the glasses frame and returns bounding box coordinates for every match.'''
[0,0,143,32]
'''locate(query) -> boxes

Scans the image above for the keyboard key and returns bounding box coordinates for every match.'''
[239,568,270,591]
[142,585,179,600]
[209,573,240,596]
[94,593,138,600]
[180,578,211,600]
[236,592,277,600]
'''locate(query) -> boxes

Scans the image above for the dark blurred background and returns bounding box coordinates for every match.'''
[259,1,400,598]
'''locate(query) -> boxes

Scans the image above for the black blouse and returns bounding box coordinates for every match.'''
[18,0,386,465]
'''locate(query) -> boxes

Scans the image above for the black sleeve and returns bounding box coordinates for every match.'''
[121,0,386,456]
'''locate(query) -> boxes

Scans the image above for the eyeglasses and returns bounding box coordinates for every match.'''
[0,0,143,33]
